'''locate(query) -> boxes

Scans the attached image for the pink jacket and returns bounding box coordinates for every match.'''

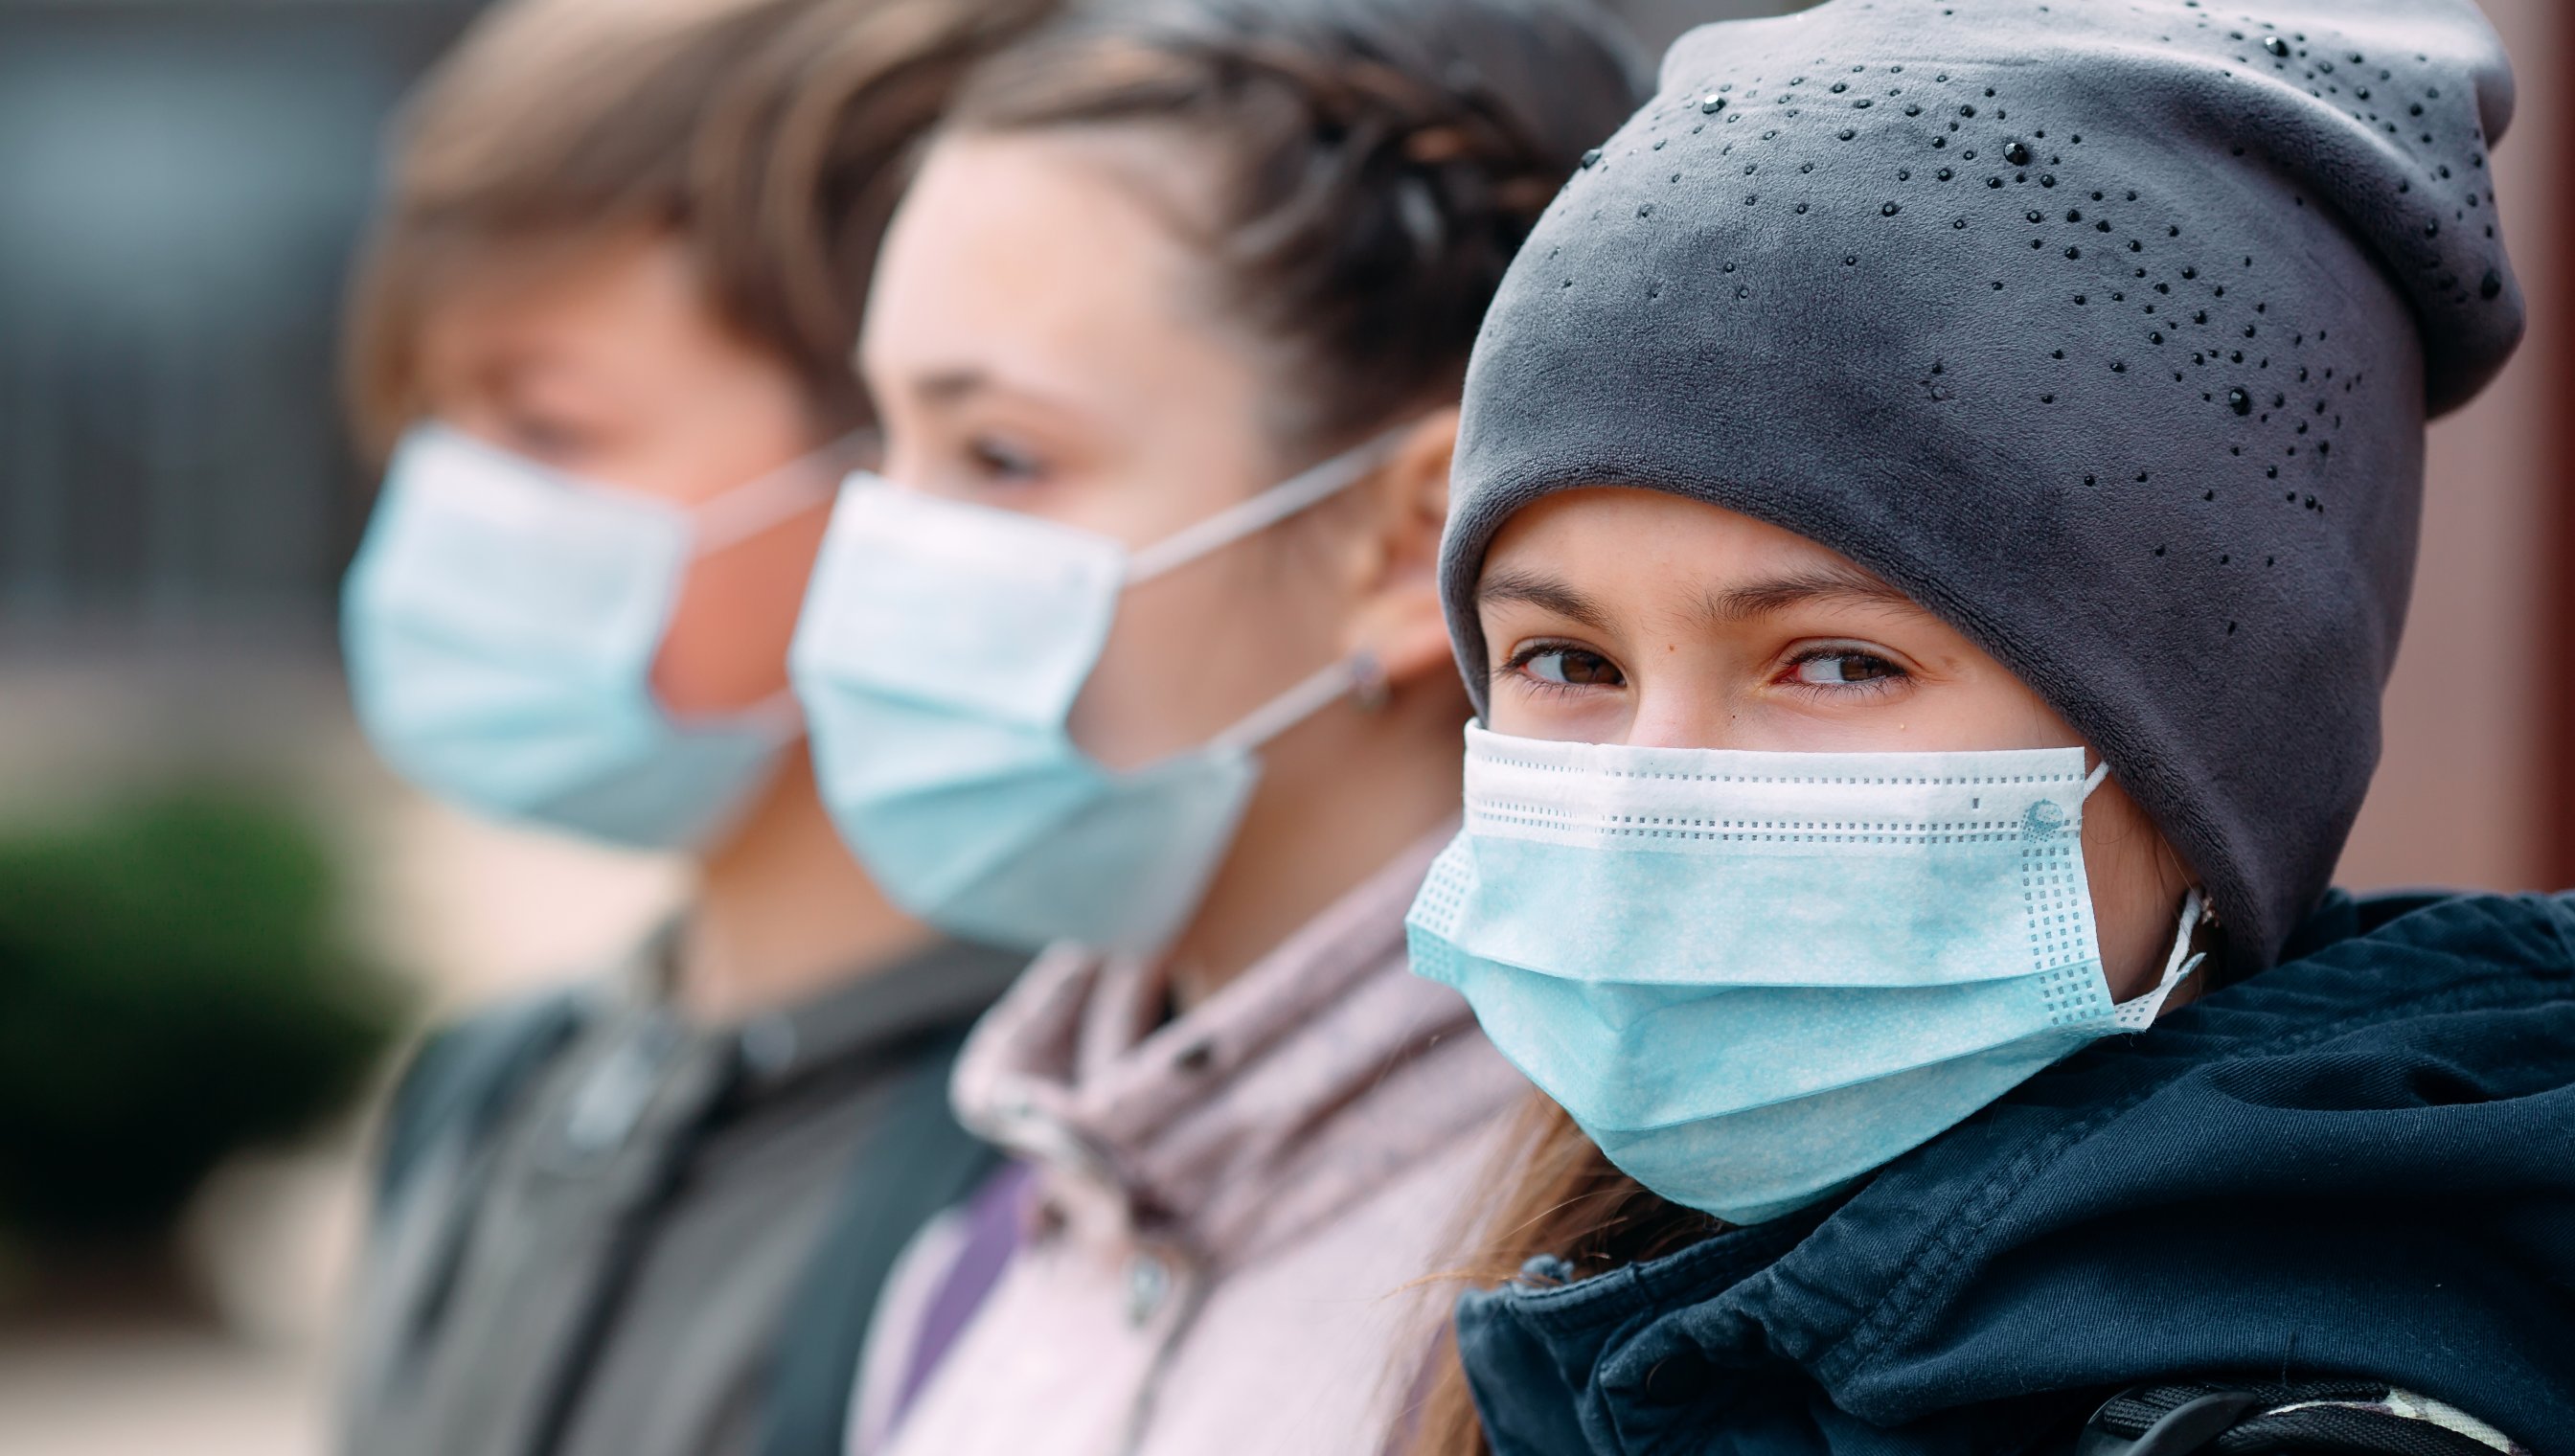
[853,830,1526,1456]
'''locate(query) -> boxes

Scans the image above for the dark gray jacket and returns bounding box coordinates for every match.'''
[1454,892,2575,1455]
[338,935,1021,1456]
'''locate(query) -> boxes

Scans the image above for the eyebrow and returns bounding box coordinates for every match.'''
[1478,560,1924,635]
[1696,565,1919,626]
[1476,567,1613,632]
[913,368,993,406]
[908,366,1091,431]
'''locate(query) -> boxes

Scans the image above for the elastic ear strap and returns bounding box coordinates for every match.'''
[2111,886,2209,1031]
[665,686,808,744]
[1205,657,1364,754]
[2082,759,2113,798]
[690,428,877,554]
[741,686,808,742]
[1124,426,1413,584]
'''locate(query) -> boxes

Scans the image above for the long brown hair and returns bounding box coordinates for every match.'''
[1405,1092,1715,1456]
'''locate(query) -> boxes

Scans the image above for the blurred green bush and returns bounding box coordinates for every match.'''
[0,789,407,1244]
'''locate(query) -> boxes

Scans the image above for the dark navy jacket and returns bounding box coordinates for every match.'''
[1453,892,2575,1456]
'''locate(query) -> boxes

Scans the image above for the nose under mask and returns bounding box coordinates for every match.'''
[1406,723,2206,1225]
[789,431,1405,956]
[342,424,838,850]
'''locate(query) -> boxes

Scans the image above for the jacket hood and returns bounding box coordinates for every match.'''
[951,826,1525,1265]
[1455,890,2575,1455]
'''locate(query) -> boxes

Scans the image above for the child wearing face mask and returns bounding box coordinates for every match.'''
[780,2,1648,1451]
[331,2,1056,1453]
[1401,2,2572,1453]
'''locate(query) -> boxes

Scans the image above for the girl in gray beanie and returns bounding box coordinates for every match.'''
[1400,1,2572,1452]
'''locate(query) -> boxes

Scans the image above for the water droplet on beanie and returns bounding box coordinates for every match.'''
[2228,387,2252,415]
[2003,140,2034,166]
[2266,36,2290,57]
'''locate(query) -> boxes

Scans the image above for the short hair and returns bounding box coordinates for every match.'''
[344,0,1054,456]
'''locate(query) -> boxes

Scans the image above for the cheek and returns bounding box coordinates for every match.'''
[649,511,829,715]
[2079,790,2184,999]
[1069,539,1347,770]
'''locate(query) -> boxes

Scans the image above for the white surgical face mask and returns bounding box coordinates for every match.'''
[789,432,1404,956]
[1407,724,2206,1224]
[342,424,837,850]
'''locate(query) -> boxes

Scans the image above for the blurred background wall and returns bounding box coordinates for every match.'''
[0,0,2562,1451]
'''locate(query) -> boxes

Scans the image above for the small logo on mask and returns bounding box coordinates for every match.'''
[2022,800,2067,840]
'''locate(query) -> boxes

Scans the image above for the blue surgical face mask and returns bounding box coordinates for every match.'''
[343,424,836,850]
[1406,724,2206,1225]
[788,434,1401,956]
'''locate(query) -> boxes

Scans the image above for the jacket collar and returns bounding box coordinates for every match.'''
[1459,891,2575,1454]
[953,824,1522,1264]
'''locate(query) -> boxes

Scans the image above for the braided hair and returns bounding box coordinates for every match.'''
[944,0,1649,452]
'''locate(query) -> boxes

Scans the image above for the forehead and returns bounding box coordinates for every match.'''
[861,128,1231,382]
[413,233,709,371]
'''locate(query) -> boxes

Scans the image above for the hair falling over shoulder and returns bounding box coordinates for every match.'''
[1403,1092,1718,1456]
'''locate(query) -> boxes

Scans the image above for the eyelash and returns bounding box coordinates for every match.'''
[1495,640,1622,698]
[1778,644,1910,697]
[967,434,1046,484]
[1493,641,1912,703]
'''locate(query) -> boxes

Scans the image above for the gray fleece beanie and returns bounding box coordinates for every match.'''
[1443,0,2524,974]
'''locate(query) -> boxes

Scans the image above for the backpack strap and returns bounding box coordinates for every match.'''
[755,1029,1000,1456]
[2076,1379,2524,1456]
[342,988,593,1432]
[373,989,591,1215]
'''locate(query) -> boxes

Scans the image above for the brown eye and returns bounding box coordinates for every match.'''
[1523,647,1625,688]
[1789,650,1904,687]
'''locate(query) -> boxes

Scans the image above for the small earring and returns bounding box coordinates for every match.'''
[1350,651,1391,713]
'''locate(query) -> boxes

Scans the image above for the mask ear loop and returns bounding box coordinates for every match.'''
[688,427,877,555]
[2112,886,2212,1030]
[1204,656,1369,755]
[663,431,877,738]
[2082,758,2210,1029]
[1126,424,1422,756]
[1124,425,1414,584]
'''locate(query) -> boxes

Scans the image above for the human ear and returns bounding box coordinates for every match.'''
[1340,407,1461,690]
